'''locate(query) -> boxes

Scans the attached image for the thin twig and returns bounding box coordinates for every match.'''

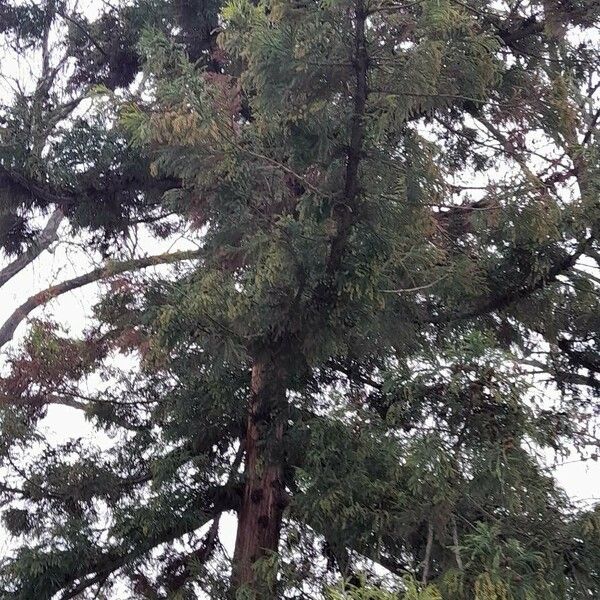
[381,273,447,294]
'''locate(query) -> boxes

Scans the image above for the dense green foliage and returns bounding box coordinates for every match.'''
[0,0,599,598]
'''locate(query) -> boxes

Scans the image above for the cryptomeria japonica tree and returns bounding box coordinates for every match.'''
[0,0,600,598]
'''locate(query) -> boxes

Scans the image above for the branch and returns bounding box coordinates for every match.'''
[381,273,448,294]
[297,510,409,579]
[582,106,600,146]
[421,521,434,585]
[0,392,158,427]
[0,209,64,289]
[448,1,546,47]
[57,9,108,58]
[56,485,237,600]
[556,338,600,375]
[475,116,551,192]
[428,237,592,323]
[0,165,180,212]
[451,516,463,571]
[326,0,369,277]
[0,249,201,349]
[327,359,383,390]
[161,514,222,593]
[0,392,85,410]
[0,165,72,205]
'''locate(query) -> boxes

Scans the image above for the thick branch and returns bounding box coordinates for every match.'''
[0,209,64,289]
[0,249,201,349]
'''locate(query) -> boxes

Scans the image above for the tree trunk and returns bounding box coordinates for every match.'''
[232,353,287,597]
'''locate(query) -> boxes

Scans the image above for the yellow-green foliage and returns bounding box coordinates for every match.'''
[326,576,442,600]
[474,573,510,600]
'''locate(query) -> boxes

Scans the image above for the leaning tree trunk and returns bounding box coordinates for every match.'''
[232,352,288,597]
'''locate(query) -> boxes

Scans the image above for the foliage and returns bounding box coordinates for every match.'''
[0,0,599,599]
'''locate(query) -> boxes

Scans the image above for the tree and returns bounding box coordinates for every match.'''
[0,0,599,599]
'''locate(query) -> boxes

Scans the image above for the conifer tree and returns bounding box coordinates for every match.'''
[0,1,599,599]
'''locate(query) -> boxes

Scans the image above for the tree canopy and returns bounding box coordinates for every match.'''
[0,0,599,599]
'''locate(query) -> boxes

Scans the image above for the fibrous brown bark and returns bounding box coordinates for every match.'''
[232,353,288,597]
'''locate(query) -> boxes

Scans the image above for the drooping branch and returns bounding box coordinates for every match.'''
[556,338,600,375]
[0,441,222,514]
[374,1,548,50]
[0,165,75,206]
[0,209,64,289]
[0,249,201,349]
[0,164,180,215]
[4,444,244,594]
[295,510,409,580]
[448,1,546,47]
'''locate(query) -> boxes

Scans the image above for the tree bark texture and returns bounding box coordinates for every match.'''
[232,353,288,597]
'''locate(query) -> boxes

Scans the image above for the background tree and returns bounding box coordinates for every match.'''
[0,0,599,599]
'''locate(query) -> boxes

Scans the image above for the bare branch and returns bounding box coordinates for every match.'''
[0,249,201,349]
[381,273,448,294]
[452,516,463,571]
[0,209,64,289]
[421,521,434,585]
